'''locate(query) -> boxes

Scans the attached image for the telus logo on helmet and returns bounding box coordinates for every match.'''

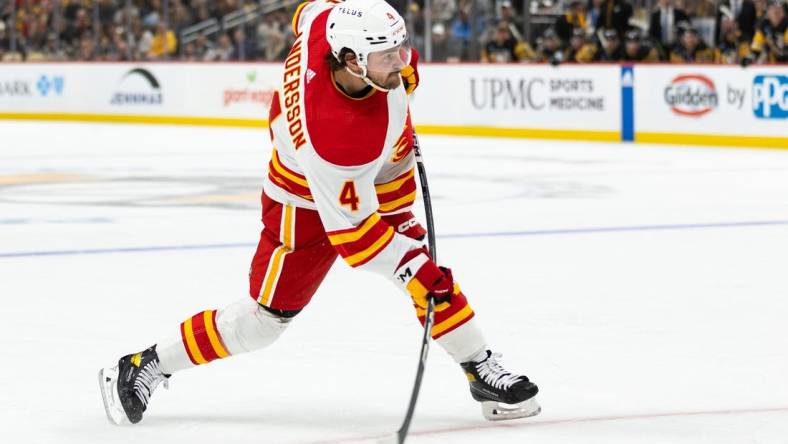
[337,7,362,17]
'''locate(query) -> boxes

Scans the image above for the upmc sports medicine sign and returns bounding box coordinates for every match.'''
[414,65,620,132]
[663,74,718,117]
[470,77,605,112]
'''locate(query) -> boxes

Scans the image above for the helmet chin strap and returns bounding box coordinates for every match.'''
[344,65,398,93]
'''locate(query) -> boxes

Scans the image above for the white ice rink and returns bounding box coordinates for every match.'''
[1,121,787,444]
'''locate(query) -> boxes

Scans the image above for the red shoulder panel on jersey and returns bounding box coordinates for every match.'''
[302,9,390,167]
[268,90,282,140]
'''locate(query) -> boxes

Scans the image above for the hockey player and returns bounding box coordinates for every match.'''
[99,0,540,426]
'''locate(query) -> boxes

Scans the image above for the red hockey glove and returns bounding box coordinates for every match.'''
[400,48,420,95]
[395,248,455,309]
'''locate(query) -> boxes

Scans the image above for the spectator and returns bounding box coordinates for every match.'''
[0,21,10,58]
[231,27,258,61]
[686,0,717,17]
[736,0,760,41]
[564,27,597,62]
[98,0,118,25]
[135,22,154,59]
[148,22,176,59]
[181,41,199,61]
[79,33,97,61]
[113,1,140,28]
[42,32,68,61]
[717,0,757,43]
[257,14,286,60]
[556,0,588,44]
[25,13,48,54]
[715,19,750,62]
[650,0,690,58]
[449,7,472,61]
[430,22,452,62]
[622,29,659,61]
[482,20,534,63]
[107,31,132,61]
[750,0,787,63]
[194,32,214,60]
[586,0,605,31]
[60,7,92,50]
[670,24,715,62]
[535,28,564,63]
[142,0,162,28]
[499,1,523,30]
[431,0,457,26]
[204,32,234,61]
[96,32,116,60]
[754,0,771,25]
[597,0,633,37]
[594,28,625,60]
[192,0,217,23]
[172,0,196,35]
[218,0,240,16]
[63,0,82,22]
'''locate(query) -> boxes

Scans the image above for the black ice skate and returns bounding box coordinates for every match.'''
[98,345,169,425]
[460,350,541,421]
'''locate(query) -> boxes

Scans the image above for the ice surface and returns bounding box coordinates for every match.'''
[1,122,787,444]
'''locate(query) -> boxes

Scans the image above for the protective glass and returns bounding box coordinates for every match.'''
[366,39,412,75]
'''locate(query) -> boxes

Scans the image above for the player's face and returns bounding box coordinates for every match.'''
[366,41,411,90]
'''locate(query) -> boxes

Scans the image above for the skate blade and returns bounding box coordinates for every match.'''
[374,432,399,444]
[481,397,541,421]
[98,367,130,426]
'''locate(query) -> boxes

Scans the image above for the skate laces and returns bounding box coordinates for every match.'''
[476,353,524,390]
[134,359,169,407]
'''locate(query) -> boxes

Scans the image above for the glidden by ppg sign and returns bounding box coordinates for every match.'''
[663,74,718,117]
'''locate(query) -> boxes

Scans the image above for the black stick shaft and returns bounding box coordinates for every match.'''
[396,132,437,444]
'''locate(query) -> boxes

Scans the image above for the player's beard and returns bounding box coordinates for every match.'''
[369,71,402,90]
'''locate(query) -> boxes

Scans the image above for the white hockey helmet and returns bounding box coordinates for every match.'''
[326,0,411,91]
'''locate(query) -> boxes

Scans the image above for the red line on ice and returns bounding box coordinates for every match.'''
[303,406,788,444]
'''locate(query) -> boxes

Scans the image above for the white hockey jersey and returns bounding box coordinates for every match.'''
[263,0,423,276]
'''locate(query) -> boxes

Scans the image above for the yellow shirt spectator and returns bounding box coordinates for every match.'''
[149,25,177,59]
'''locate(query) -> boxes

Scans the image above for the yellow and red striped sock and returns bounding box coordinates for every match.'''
[180,310,230,365]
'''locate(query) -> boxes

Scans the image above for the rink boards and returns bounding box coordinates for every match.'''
[0,63,785,148]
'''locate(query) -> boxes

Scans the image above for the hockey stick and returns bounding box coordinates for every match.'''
[381,131,437,444]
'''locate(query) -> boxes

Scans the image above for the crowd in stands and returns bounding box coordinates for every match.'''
[0,0,298,61]
[0,0,785,63]
[478,0,787,64]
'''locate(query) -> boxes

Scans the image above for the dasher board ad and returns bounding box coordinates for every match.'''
[413,65,621,132]
[634,66,787,138]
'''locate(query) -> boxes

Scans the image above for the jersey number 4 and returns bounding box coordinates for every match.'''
[339,180,360,212]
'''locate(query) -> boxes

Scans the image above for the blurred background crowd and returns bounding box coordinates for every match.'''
[0,0,785,63]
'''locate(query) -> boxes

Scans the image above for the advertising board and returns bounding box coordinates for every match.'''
[634,66,787,145]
